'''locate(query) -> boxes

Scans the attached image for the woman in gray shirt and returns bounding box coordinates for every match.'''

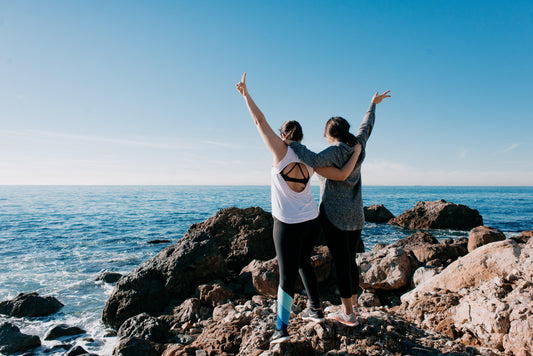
[286,90,390,326]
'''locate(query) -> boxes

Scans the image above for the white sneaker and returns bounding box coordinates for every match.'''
[326,309,359,327]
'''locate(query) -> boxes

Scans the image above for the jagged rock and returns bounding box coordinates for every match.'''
[364,204,395,223]
[103,230,226,330]
[398,239,532,355]
[197,281,234,307]
[0,292,63,318]
[390,231,468,268]
[389,199,483,230]
[172,298,201,323]
[358,289,381,307]
[310,245,333,283]
[97,271,123,284]
[240,259,279,297]
[186,206,275,276]
[44,324,86,340]
[117,313,171,344]
[357,247,413,290]
[468,226,506,252]
[0,322,41,354]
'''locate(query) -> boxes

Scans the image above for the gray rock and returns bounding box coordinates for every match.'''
[44,324,86,340]
[0,322,41,354]
[97,271,123,284]
[0,292,63,317]
[364,204,395,223]
[117,313,171,343]
[103,230,226,330]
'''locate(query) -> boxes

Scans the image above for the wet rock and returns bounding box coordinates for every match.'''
[389,199,483,230]
[147,239,171,244]
[364,204,395,223]
[357,247,413,290]
[468,226,506,252]
[66,345,99,356]
[97,271,123,284]
[0,292,63,317]
[103,230,226,330]
[44,324,86,340]
[0,322,41,354]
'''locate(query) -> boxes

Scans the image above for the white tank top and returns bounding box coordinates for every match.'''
[271,147,319,224]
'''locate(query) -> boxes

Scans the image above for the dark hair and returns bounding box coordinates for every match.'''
[280,120,303,141]
[324,116,357,147]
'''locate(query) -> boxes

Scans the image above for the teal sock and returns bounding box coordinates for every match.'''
[276,286,293,330]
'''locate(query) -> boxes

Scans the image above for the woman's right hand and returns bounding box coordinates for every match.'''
[236,73,248,97]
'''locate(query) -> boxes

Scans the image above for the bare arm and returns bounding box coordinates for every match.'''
[315,143,362,180]
[236,73,286,163]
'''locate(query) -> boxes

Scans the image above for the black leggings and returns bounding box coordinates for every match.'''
[273,217,321,309]
[320,205,362,299]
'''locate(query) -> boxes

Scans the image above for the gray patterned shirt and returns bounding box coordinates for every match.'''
[289,102,376,231]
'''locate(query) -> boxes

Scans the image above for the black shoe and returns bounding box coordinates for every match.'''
[301,307,325,322]
[270,328,290,344]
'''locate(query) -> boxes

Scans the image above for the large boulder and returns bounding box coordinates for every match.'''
[357,247,413,290]
[0,322,41,354]
[103,207,275,331]
[103,230,226,330]
[186,206,275,277]
[240,258,279,297]
[397,239,533,355]
[364,204,395,223]
[0,292,63,318]
[389,199,483,230]
[468,226,506,252]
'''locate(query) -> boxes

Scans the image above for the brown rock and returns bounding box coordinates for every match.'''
[468,226,506,252]
[197,281,234,307]
[240,259,279,297]
[389,199,483,230]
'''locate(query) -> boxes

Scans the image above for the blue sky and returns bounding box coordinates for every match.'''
[1,1,532,185]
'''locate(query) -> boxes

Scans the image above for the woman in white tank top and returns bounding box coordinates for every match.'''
[236,73,362,344]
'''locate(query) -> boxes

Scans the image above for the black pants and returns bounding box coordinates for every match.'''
[320,204,361,299]
[273,216,321,309]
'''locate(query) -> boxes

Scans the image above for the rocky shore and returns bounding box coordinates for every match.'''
[1,200,531,355]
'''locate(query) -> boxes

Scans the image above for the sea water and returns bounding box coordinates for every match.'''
[0,185,532,355]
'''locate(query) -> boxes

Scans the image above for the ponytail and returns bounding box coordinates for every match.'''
[324,117,357,147]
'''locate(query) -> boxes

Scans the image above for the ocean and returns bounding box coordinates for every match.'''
[1,185,532,355]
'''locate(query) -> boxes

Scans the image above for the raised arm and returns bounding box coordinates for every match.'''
[236,73,287,163]
[315,143,362,181]
[356,90,390,148]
